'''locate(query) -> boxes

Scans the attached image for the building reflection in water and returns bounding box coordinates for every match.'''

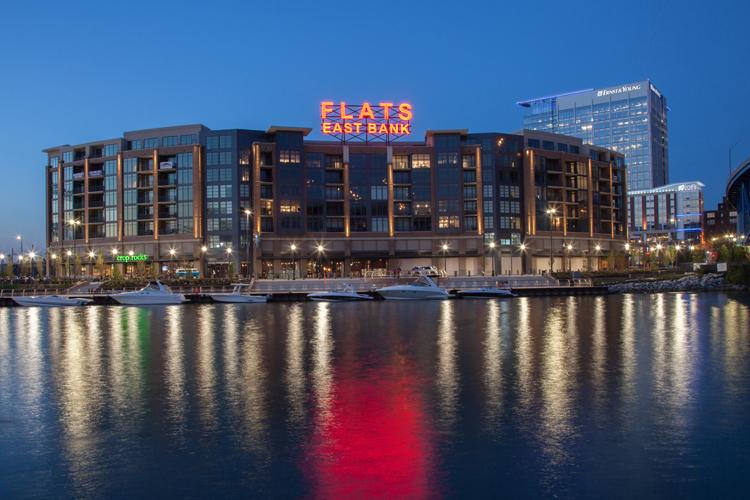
[285,303,306,429]
[164,305,186,437]
[57,307,106,498]
[305,302,434,498]
[620,293,637,408]
[591,296,607,412]
[197,305,218,432]
[514,298,534,421]
[483,299,503,432]
[239,307,268,456]
[436,300,458,430]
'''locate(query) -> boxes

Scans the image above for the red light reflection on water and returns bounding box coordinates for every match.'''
[304,366,435,499]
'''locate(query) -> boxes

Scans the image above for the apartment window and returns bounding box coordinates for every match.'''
[557,143,568,152]
[393,155,409,169]
[63,151,73,163]
[180,134,197,145]
[394,187,409,200]
[127,140,142,151]
[412,154,430,168]
[464,216,477,230]
[371,185,387,200]
[280,200,301,213]
[527,139,540,148]
[510,186,520,198]
[483,185,493,198]
[438,216,460,229]
[207,152,232,166]
[371,217,388,233]
[279,150,301,164]
[144,138,159,148]
[104,144,120,156]
[542,141,555,151]
[484,216,494,230]
[463,186,477,199]
[570,145,580,154]
[483,200,494,213]
[162,136,178,147]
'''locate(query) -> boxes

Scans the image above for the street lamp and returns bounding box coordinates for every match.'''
[200,245,208,279]
[488,241,496,276]
[243,208,253,278]
[441,243,449,277]
[169,248,177,271]
[290,243,298,280]
[315,243,325,278]
[545,207,558,272]
[566,243,573,272]
[16,235,23,255]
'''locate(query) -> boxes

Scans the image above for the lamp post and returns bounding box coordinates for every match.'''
[315,243,325,278]
[488,241,496,276]
[88,250,95,278]
[243,208,253,278]
[545,207,557,272]
[225,247,233,277]
[67,219,81,279]
[441,243,449,277]
[200,245,208,279]
[28,251,36,278]
[50,252,57,278]
[290,243,297,280]
[1,253,7,277]
[168,248,176,276]
[16,235,23,255]
[111,248,118,278]
[565,243,573,272]
[518,243,527,275]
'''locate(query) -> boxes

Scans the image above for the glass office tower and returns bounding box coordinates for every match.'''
[519,80,668,192]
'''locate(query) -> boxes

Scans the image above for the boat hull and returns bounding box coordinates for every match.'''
[457,289,515,299]
[377,288,449,300]
[210,294,268,303]
[12,296,92,307]
[112,295,186,305]
[307,292,373,301]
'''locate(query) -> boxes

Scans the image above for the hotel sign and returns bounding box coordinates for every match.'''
[115,253,149,263]
[320,101,413,143]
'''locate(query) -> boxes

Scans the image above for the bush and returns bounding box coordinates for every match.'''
[726,263,750,286]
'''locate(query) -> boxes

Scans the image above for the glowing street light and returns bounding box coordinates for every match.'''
[488,241,496,276]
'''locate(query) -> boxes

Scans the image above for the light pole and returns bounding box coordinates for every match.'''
[88,250,95,278]
[519,243,527,274]
[566,243,573,272]
[200,245,208,279]
[28,251,36,278]
[243,208,253,278]
[50,252,57,278]
[315,243,325,278]
[16,235,23,256]
[1,253,6,277]
[290,243,297,280]
[67,219,81,279]
[488,241,496,276]
[66,249,73,278]
[111,248,118,278]
[441,243,449,277]
[225,247,233,277]
[168,248,176,275]
[545,207,557,273]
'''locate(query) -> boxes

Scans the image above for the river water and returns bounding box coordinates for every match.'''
[0,293,748,499]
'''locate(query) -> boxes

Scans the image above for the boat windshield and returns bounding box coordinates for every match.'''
[143,281,171,293]
[411,276,435,287]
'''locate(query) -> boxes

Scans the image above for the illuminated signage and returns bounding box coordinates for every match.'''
[115,253,149,262]
[320,101,413,143]
[596,84,641,97]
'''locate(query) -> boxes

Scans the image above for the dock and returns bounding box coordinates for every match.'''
[0,275,608,306]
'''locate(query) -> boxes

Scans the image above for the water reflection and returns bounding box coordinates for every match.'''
[286,303,306,428]
[483,299,503,432]
[436,300,458,430]
[0,294,748,498]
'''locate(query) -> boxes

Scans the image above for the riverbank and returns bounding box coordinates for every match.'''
[607,273,746,294]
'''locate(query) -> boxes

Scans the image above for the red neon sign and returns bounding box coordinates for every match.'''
[320,101,413,143]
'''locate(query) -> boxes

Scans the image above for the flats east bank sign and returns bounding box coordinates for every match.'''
[320,101,413,143]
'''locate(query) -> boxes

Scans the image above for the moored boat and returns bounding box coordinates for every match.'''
[111,281,187,305]
[456,287,516,299]
[209,284,269,303]
[376,274,450,300]
[307,284,373,302]
[12,295,93,307]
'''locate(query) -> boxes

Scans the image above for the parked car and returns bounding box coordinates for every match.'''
[409,265,439,276]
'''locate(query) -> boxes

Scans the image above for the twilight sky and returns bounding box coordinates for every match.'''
[0,0,748,251]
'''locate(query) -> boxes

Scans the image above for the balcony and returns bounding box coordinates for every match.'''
[158,173,177,186]
[88,213,105,224]
[136,178,154,189]
[158,190,177,203]
[89,170,103,178]
[73,172,85,180]
[137,193,154,204]
[89,182,104,193]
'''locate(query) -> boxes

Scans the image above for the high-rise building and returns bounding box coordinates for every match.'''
[518,80,668,192]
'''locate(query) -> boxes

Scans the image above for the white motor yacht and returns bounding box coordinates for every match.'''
[376,274,450,300]
[12,295,93,307]
[307,284,373,302]
[456,287,516,299]
[112,281,187,305]
[210,284,269,303]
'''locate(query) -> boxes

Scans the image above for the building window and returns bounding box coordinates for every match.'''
[162,136,178,147]
[279,150,302,164]
[371,217,388,233]
[527,139,540,148]
[412,154,430,168]
[280,200,301,213]
[393,156,409,169]
[144,137,159,149]
[371,185,387,200]
[207,152,233,166]
[464,216,477,230]
[180,134,198,145]
[438,216,460,229]
[104,143,120,156]
[63,151,73,163]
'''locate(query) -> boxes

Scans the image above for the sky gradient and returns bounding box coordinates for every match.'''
[1,0,748,251]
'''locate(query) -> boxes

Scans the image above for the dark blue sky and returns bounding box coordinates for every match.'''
[1,0,748,251]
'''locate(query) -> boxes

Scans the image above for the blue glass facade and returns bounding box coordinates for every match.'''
[520,80,668,192]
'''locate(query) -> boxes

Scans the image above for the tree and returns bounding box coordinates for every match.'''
[95,254,106,277]
[4,258,13,278]
[35,257,44,277]
[136,260,146,277]
[112,264,123,281]
[664,246,677,268]
[74,255,82,279]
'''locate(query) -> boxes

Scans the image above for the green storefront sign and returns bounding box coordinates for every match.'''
[115,253,149,263]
